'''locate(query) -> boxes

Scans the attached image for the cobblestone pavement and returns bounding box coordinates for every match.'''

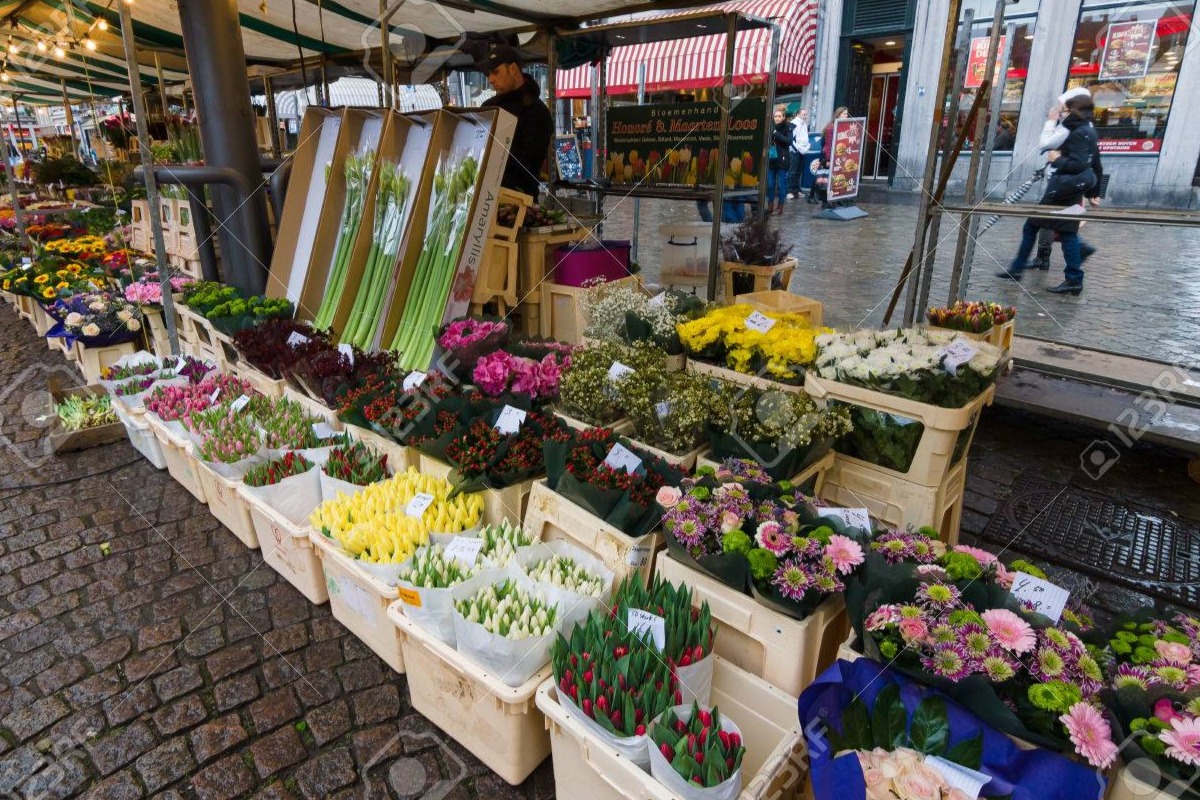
[0,297,1196,799]
[598,186,1200,367]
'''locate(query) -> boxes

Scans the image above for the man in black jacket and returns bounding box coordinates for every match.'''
[481,45,552,199]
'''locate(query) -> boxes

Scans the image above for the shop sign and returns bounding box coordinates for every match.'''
[827,117,866,202]
[605,98,766,188]
[1099,20,1156,80]
[964,36,1007,90]
[1096,138,1162,154]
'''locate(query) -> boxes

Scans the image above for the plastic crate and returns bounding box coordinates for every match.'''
[522,479,661,586]
[536,656,807,800]
[621,438,708,472]
[233,362,287,399]
[72,341,139,384]
[114,405,167,469]
[696,450,835,504]
[721,257,797,300]
[837,631,860,663]
[1108,766,1187,800]
[32,303,55,336]
[819,457,967,545]
[551,410,634,436]
[145,415,208,504]
[685,359,806,395]
[656,552,849,698]
[733,290,823,327]
[281,385,343,430]
[195,463,258,549]
[389,606,550,785]
[418,455,531,526]
[241,489,328,604]
[805,373,995,488]
[342,423,413,473]
[310,531,404,673]
[928,320,1015,352]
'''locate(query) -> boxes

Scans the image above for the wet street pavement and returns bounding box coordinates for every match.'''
[597,184,1200,369]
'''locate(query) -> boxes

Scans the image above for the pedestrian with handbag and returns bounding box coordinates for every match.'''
[787,108,811,199]
[767,105,793,215]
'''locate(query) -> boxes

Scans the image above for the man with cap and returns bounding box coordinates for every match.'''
[481,44,553,199]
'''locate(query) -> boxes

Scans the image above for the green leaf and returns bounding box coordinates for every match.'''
[910,697,950,755]
[871,685,908,750]
[841,698,872,752]
[945,734,984,770]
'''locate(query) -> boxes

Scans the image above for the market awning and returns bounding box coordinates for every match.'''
[258,77,441,118]
[555,0,817,97]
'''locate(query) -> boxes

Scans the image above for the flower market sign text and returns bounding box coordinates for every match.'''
[605,99,767,188]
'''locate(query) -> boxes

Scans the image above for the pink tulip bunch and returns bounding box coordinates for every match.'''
[252,397,326,449]
[145,374,254,423]
[190,406,262,464]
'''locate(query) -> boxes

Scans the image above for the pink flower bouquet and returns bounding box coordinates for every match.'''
[472,350,569,401]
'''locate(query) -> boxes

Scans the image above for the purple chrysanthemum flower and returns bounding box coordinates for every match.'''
[916,581,960,608]
[772,564,812,601]
[922,642,972,681]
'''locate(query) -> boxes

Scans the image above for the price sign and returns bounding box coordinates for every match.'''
[338,343,355,365]
[744,311,777,334]
[229,395,251,414]
[1010,573,1070,623]
[402,371,427,391]
[604,443,643,474]
[627,544,652,568]
[209,388,221,404]
[21,257,32,265]
[398,587,422,607]
[286,332,310,348]
[648,292,667,308]
[627,608,666,650]
[655,401,670,419]
[494,405,527,435]
[444,536,484,567]
[925,756,991,799]
[937,339,978,376]
[405,492,435,518]
[607,362,635,383]
[312,422,339,440]
[818,507,872,531]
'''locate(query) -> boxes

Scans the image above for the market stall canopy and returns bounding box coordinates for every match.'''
[255,76,441,118]
[555,0,817,97]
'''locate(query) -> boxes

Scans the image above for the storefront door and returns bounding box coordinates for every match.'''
[864,72,902,180]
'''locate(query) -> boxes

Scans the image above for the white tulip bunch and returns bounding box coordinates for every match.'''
[398,543,481,589]
[526,554,606,598]
[479,520,533,566]
[454,579,557,640]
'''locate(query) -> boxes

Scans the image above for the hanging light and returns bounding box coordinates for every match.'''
[97,19,108,31]
[84,38,97,51]
[53,44,65,58]
[36,40,46,52]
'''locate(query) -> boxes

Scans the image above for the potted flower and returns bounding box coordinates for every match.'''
[719,216,795,299]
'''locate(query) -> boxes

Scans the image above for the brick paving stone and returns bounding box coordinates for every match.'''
[182,625,225,659]
[305,700,351,747]
[153,665,203,703]
[249,688,301,733]
[85,721,156,777]
[64,670,123,710]
[3,696,70,741]
[36,659,87,696]
[189,714,248,765]
[213,673,260,712]
[79,768,145,800]
[205,642,258,682]
[84,637,132,672]
[137,621,182,652]
[134,736,194,793]
[152,696,207,737]
[249,726,307,778]
[252,783,299,800]
[336,659,384,693]
[350,686,399,727]
[292,747,356,800]
[102,682,158,727]
[190,753,256,800]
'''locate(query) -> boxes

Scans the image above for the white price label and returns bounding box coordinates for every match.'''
[607,362,635,383]
[494,405,527,435]
[21,257,32,265]
[925,757,991,799]
[286,331,310,348]
[818,507,872,531]
[1010,573,1070,623]
[312,422,338,440]
[655,401,670,419]
[937,338,978,377]
[402,371,427,391]
[744,311,777,334]
[209,388,221,404]
[604,443,643,474]
[405,492,435,518]
[338,343,355,365]
[648,292,667,308]
[626,544,652,568]
[229,395,251,414]
[444,536,484,567]
[627,608,666,650]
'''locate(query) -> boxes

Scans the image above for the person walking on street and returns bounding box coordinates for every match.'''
[767,105,793,215]
[996,89,1102,295]
[787,108,811,199]
[480,44,553,199]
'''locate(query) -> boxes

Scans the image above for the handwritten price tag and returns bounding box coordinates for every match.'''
[402,371,427,391]
[312,422,339,440]
[627,543,652,568]
[444,536,484,567]
[744,311,777,334]
[655,401,671,419]
[607,362,635,382]
[937,338,978,376]
[338,343,355,366]
[818,507,872,531]
[604,443,643,474]
[286,332,310,348]
[229,395,251,414]
[494,405,527,435]
[405,492,435,519]
[627,608,666,650]
[925,756,991,799]
[648,292,668,308]
[1010,573,1070,623]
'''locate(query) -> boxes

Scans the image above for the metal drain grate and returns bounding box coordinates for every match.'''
[978,476,1200,609]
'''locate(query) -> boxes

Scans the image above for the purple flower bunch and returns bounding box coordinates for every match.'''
[472,350,569,400]
[869,528,943,564]
[659,477,756,557]
[438,318,508,350]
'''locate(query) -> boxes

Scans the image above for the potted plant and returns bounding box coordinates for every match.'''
[719,216,795,298]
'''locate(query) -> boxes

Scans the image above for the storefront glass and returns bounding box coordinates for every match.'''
[954,0,1041,150]
[1067,0,1196,154]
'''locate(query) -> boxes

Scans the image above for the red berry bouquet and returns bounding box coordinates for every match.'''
[443,408,565,494]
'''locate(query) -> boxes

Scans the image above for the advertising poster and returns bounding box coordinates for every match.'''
[827,117,866,202]
[1099,20,1156,80]
[605,98,766,188]
[555,135,584,182]
[964,35,1008,90]
[1096,138,1162,154]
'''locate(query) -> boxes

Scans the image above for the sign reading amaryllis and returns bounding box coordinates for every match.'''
[827,118,866,202]
[1099,20,1156,80]
[605,99,766,188]
[964,35,1007,90]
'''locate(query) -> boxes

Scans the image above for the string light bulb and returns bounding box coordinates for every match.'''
[36,40,46,52]
[84,38,96,51]
[97,19,108,31]
[53,44,64,58]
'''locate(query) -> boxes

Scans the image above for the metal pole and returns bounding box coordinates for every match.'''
[118,1,179,355]
[264,75,281,158]
[61,80,78,160]
[952,19,1015,302]
[2,111,29,248]
[706,13,737,302]
[547,31,558,185]
[379,0,410,110]
[155,52,169,116]
[631,62,646,264]
[760,21,781,218]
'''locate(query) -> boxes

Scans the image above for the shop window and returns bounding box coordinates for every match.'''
[1066,0,1196,154]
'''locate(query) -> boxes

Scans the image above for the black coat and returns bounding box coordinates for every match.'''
[482,75,553,197]
[1037,114,1103,233]
[769,122,793,170]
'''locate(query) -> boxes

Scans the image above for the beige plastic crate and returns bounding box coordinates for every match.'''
[686,359,807,395]
[145,415,208,504]
[195,463,258,549]
[523,479,661,586]
[551,410,635,437]
[72,340,139,384]
[819,457,967,545]
[241,488,327,604]
[536,656,807,800]
[927,319,1015,352]
[805,373,995,488]
[1108,766,1186,800]
[233,362,287,399]
[621,438,708,472]
[696,450,835,497]
[389,605,550,785]
[310,531,404,672]
[342,423,413,473]
[656,552,849,698]
[115,405,167,470]
[281,385,343,430]
[32,303,55,336]
[733,291,823,327]
[837,631,860,663]
[419,455,533,526]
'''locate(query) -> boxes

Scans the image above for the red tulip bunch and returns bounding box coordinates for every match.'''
[650,702,745,788]
[243,452,314,488]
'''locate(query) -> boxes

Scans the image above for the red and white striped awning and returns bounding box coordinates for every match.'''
[556,0,817,98]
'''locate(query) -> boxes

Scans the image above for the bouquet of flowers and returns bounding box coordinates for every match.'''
[677,304,828,383]
[442,408,564,494]
[813,328,1005,408]
[649,702,745,796]
[450,570,562,686]
[436,316,510,383]
[2,259,105,301]
[44,235,108,260]
[123,273,195,306]
[398,389,497,462]
[348,369,454,443]
[322,441,389,487]
[233,318,333,381]
[472,350,569,402]
[286,345,386,410]
[584,283,705,356]
[616,369,718,457]
[144,374,254,426]
[243,452,314,488]
[60,292,143,345]
[558,340,667,427]
[927,301,1016,334]
[182,281,240,316]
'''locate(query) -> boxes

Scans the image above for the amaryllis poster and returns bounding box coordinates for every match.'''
[827,117,866,202]
[964,35,1007,90]
[1099,20,1156,80]
[604,98,766,188]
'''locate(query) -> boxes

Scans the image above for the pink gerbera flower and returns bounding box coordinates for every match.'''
[755,521,790,554]
[1161,717,1200,767]
[1059,703,1118,770]
[981,609,1036,655]
[952,545,999,565]
[824,534,865,574]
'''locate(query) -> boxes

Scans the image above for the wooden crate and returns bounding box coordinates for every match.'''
[721,256,796,300]
[471,237,520,315]
[72,340,139,384]
[685,358,807,395]
[540,275,642,345]
[492,187,532,242]
[928,320,1015,352]
[515,227,592,336]
[733,290,823,327]
[233,362,287,399]
[44,384,127,454]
